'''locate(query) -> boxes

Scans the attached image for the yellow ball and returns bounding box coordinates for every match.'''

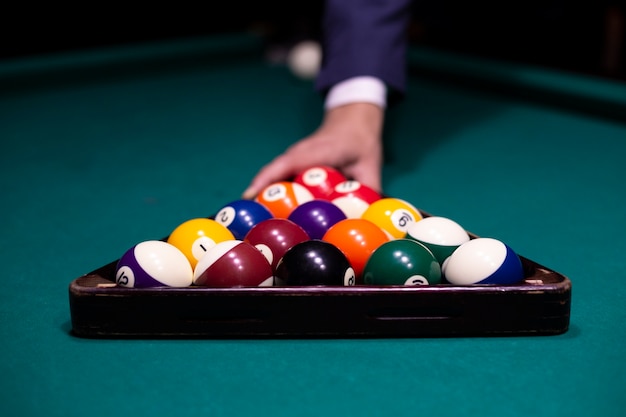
[167,218,235,269]
[361,197,423,239]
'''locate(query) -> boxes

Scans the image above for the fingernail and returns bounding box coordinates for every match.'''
[242,187,255,200]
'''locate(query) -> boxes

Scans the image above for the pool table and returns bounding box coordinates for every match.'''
[1,33,625,417]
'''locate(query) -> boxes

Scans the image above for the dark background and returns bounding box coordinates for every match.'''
[2,1,624,80]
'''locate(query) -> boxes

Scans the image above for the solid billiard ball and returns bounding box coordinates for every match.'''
[255,181,314,218]
[360,197,423,239]
[287,199,347,240]
[243,218,310,271]
[193,240,274,287]
[322,218,389,283]
[329,180,382,218]
[214,199,274,240]
[275,240,356,286]
[363,239,441,286]
[166,218,235,269]
[287,40,322,80]
[405,216,470,264]
[442,237,524,285]
[116,240,193,288]
[293,165,346,199]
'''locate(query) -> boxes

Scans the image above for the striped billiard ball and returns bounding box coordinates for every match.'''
[116,240,193,288]
[405,216,470,265]
[442,238,524,285]
[193,240,274,287]
[255,181,314,218]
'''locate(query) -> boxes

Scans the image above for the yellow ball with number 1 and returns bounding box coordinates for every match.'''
[167,218,235,269]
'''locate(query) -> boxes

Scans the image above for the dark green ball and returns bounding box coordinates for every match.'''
[363,239,441,285]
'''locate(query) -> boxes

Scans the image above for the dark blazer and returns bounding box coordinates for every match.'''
[315,0,412,99]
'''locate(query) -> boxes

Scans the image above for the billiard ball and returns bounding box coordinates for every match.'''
[442,237,524,285]
[116,240,193,288]
[166,218,235,269]
[363,239,441,286]
[360,197,423,239]
[244,218,310,271]
[322,218,389,283]
[275,240,356,286]
[193,240,274,287]
[293,165,346,199]
[255,181,314,218]
[214,199,273,240]
[405,216,470,264]
[287,199,347,240]
[329,180,382,218]
[287,40,322,80]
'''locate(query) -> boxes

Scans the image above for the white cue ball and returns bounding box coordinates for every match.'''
[287,41,322,80]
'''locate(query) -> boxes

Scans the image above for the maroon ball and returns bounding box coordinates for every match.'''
[244,218,310,271]
[193,240,274,287]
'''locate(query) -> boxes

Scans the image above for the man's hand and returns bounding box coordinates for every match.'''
[242,102,384,199]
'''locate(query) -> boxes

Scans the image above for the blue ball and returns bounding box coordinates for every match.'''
[214,199,274,240]
[442,238,524,285]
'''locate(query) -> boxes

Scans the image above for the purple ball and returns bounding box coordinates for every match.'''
[116,240,193,288]
[287,199,347,240]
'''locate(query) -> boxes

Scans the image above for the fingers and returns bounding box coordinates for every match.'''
[242,103,385,199]
[243,155,382,199]
[241,138,334,199]
[242,156,295,200]
[346,166,382,193]
[341,154,383,192]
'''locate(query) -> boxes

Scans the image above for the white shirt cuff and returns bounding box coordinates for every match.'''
[324,76,387,110]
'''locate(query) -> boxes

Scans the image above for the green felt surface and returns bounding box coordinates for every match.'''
[1,34,625,417]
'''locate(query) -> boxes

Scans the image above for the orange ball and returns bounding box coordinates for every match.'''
[322,218,390,283]
[255,181,314,218]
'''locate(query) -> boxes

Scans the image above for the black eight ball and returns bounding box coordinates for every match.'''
[275,240,355,286]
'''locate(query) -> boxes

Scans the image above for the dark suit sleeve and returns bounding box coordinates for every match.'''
[315,0,412,98]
